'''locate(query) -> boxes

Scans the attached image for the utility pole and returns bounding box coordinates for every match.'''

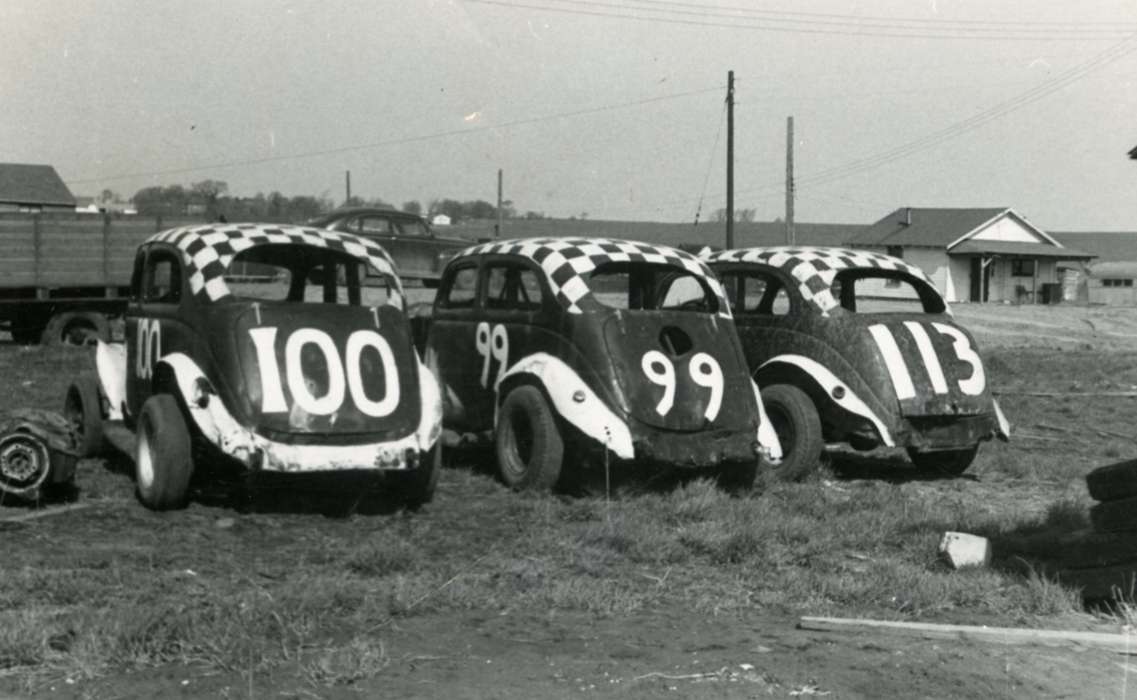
[725,70,735,249]
[495,168,503,239]
[785,116,795,245]
[345,170,352,206]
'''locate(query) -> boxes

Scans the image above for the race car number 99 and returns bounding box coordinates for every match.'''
[249,327,400,417]
[641,351,723,421]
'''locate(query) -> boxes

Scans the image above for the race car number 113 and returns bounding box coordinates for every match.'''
[248,327,401,417]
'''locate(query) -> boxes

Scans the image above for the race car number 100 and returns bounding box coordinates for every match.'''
[248,327,400,417]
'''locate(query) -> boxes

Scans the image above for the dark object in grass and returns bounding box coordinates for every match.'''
[1086,459,1137,502]
[0,409,79,502]
[1089,496,1137,534]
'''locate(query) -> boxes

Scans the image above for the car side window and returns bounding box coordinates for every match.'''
[484,263,545,311]
[724,271,791,316]
[142,250,182,304]
[358,216,392,235]
[440,264,478,308]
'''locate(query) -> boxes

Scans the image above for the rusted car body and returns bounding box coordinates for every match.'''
[418,237,781,491]
[704,246,1008,477]
[67,223,442,510]
[307,208,469,286]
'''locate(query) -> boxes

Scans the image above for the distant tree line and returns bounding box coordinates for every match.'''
[127,180,547,224]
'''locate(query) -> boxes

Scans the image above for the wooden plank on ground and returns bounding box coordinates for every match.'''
[798,616,1137,655]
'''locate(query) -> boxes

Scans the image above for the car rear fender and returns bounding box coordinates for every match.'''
[495,352,634,460]
[95,340,127,421]
[758,353,895,447]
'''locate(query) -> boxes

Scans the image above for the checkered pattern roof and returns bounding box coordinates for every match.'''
[456,237,731,317]
[146,223,403,305]
[702,246,942,316]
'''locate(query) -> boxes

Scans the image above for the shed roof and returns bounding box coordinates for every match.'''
[1088,261,1137,278]
[0,163,75,208]
[846,207,1008,247]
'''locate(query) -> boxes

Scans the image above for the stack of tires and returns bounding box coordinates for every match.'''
[1086,460,1137,535]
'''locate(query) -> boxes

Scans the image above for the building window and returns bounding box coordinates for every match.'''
[1011,259,1035,277]
[1102,278,1135,288]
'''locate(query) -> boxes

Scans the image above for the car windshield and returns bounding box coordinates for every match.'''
[224,244,397,307]
[831,270,946,314]
[584,262,718,313]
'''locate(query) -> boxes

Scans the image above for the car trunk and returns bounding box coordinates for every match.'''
[856,314,991,417]
[602,311,754,432]
[228,302,421,442]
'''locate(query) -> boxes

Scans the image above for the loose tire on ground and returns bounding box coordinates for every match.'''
[135,394,194,510]
[42,311,110,347]
[760,384,823,481]
[495,385,564,492]
[906,445,979,476]
[1086,459,1137,502]
[63,373,106,457]
[1090,496,1137,533]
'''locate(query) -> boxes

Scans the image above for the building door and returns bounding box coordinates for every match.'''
[969,257,983,302]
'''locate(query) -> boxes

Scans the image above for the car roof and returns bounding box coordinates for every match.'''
[307,207,426,226]
[455,236,731,317]
[703,245,940,316]
[146,223,402,303]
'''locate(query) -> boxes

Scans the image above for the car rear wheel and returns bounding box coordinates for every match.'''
[63,373,106,457]
[135,394,194,510]
[907,445,978,476]
[495,385,563,492]
[760,384,823,481]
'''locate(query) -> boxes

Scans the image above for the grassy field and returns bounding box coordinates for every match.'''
[3,304,1137,697]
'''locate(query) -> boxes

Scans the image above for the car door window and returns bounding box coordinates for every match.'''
[485,263,545,311]
[143,250,182,304]
[440,264,478,308]
[723,271,791,316]
[358,216,392,235]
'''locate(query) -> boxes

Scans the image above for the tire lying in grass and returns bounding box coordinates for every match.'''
[759,384,822,481]
[63,373,106,457]
[1090,496,1137,533]
[135,394,194,511]
[906,445,978,476]
[495,385,563,492]
[1085,459,1137,502]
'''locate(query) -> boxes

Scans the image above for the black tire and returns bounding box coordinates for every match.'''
[717,459,759,493]
[1090,496,1137,533]
[63,373,106,457]
[135,394,194,510]
[42,311,110,347]
[495,385,563,492]
[760,384,823,481]
[403,443,441,508]
[906,445,979,476]
[1086,460,1137,502]
[10,323,44,345]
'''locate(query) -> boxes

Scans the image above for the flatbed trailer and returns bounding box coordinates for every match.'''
[0,212,199,344]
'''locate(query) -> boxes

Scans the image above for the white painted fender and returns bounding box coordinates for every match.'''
[750,380,783,463]
[155,352,442,472]
[95,341,127,421]
[495,353,635,460]
[758,353,896,448]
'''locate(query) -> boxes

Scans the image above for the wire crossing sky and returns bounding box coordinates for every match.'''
[1,0,1134,230]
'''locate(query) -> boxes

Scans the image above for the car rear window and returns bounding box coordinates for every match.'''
[585,262,718,313]
[832,270,945,314]
[224,245,396,306]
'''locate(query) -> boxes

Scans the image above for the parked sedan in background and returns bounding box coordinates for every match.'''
[307,208,470,286]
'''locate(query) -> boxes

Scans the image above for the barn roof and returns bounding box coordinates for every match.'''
[0,163,75,208]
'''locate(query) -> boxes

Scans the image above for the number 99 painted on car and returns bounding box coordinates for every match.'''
[414,237,782,493]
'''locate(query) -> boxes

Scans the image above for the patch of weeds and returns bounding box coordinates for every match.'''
[345,540,421,577]
[303,637,389,686]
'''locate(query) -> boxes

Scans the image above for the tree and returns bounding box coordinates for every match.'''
[98,189,120,204]
[401,200,422,215]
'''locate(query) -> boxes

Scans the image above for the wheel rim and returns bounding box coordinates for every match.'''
[62,322,99,346]
[136,417,155,490]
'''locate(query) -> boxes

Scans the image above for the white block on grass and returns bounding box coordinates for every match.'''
[939,531,991,569]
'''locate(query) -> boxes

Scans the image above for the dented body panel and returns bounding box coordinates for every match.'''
[705,246,1007,453]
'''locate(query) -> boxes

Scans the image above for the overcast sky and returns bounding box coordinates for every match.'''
[2,1,1134,230]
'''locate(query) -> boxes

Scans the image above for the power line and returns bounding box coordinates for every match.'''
[466,0,1132,41]
[65,85,724,186]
